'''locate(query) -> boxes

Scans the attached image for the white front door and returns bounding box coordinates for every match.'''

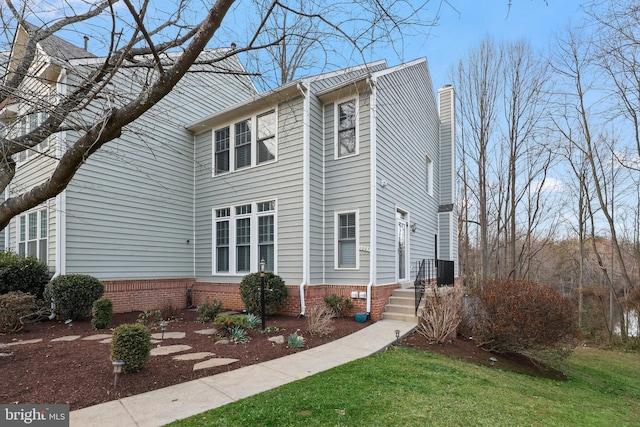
[396,209,409,282]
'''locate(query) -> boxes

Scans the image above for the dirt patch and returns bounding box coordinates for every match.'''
[401,331,568,381]
[0,309,369,410]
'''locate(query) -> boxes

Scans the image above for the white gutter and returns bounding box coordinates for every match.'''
[192,133,196,278]
[366,76,378,315]
[298,81,309,317]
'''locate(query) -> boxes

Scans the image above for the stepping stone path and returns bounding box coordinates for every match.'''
[1,325,280,371]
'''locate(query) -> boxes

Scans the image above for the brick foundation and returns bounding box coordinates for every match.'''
[101,277,402,321]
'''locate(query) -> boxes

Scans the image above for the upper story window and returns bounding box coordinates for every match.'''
[213,109,277,176]
[257,111,276,164]
[214,127,230,174]
[14,112,51,163]
[335,98,358,158]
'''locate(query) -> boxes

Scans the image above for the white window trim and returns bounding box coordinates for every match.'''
[212,199,278,276]
[334,209,359,270]
[17,207,48,263]
[212,107,278,177]
[333,96,360,160]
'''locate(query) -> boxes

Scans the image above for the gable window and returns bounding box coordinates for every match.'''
[335,210,358,269]
[235,120,252,169]
[18,208,47,263]
[213,201,277,275]
[257,110,276,164]
[336,99,357,158]
[214,127,230,174]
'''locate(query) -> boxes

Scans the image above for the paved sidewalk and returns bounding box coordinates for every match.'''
[70,319,416,427]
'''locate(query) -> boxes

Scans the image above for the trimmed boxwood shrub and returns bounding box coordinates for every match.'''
[91,298,113,330]
[110,323,152,373]
[0,251,50,299]
[44,274,104,320]
[239,272,287,317]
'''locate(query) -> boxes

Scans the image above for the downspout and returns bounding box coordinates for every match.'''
[298,81,309,317]
[51,67,68,319]
[366,76,378,316]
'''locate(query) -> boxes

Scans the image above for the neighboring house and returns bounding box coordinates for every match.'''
[1,25,457,320]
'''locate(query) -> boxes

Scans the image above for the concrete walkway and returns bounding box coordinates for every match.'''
[70,319,416,427]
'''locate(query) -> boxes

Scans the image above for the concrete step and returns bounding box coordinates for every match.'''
[384,303,419,316]
[381,311,419,323]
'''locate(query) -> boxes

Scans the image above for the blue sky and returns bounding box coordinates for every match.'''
[399,1,588,90]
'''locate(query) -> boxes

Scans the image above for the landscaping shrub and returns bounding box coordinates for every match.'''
[0,292,48,333]
[472,280,577,361]
[306,305,335,336]
[0,251,50,299]
[43,274,104,320]
[418,287,462,344]
[239,272,287,317]
[324,294,353,318]
[213,313,248,332]
[91,298,113,330]
[159,300,179,321]
[197,298,222,323]
[110,323,152,373]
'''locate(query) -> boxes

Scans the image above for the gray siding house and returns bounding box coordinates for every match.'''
[2,25,456,320]
[187,59,457,320]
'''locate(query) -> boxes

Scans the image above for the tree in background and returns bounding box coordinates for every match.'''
[0,0,449,229]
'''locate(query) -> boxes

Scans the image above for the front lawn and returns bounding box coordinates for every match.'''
[168,346,640,426]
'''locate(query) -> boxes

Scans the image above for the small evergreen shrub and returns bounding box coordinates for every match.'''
[324,294,353,318]
[197,298,222,323]
[473,280,577,362]
[110,323,152,373]
[287,332,306,348]
[0,292,46,333]
[0,251,50,299]
[44,274,104,320]
[239,272,287,317]
[213,313,248,333]
[91,298,113,330]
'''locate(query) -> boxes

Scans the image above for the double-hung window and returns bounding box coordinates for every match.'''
[257,110,276,164]
[214,201,277,275]
[215,208,230,272]
[335,210,358,269]
[257,201,275,271]
[336,99,358,158]
[18,208,47,263]
[214,127,230,174]
[213,109,277,175]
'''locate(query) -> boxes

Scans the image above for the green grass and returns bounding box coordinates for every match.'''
[167,346,640,427]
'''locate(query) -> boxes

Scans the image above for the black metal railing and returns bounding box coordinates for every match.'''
[414,259,455,315]
[414,259,435,315]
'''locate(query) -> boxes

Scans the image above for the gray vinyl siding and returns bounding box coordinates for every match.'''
[311,62,387,92]
[374,61,440,284]
[9,137,57,269]
[194,96,305,284]
[438,86,455,205]
[64,55,255,280]
[308,93,325,283]
[323,95,371,284]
